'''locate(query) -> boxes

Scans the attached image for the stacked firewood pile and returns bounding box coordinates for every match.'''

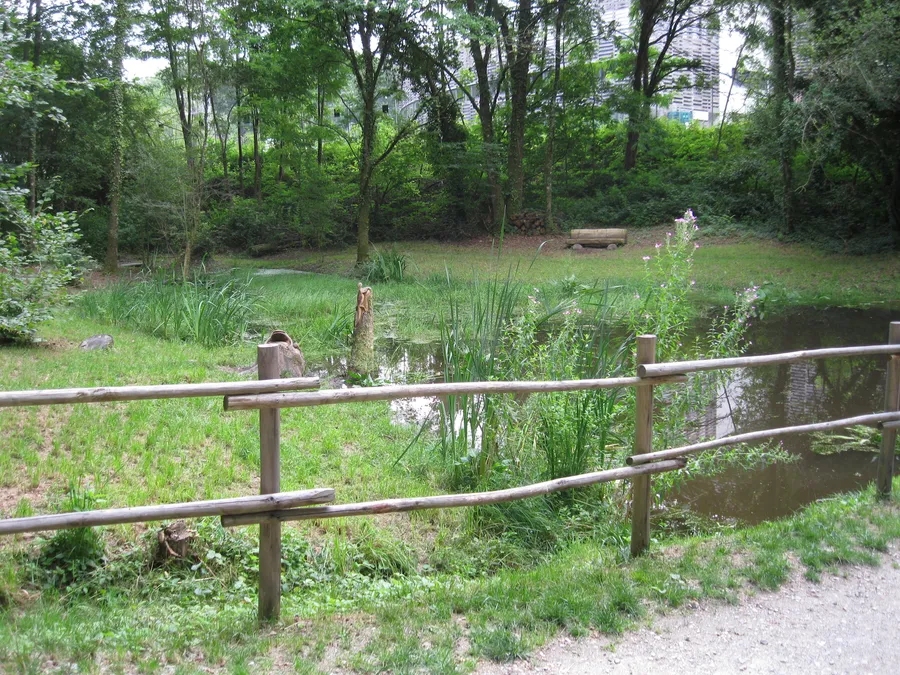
[507,211,547,236]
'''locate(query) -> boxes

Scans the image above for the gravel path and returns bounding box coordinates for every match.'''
[478,544,900,675]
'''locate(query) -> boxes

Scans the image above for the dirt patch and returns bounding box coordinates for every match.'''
[0,484,50,519]
[477,544,900,674]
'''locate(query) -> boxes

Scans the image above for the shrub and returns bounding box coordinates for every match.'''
[0,176,92,342]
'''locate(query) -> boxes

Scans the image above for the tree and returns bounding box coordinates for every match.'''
[145,0,211,276]
[320,0,424,264]
[769,0,795,236]
[0,7,89,341]
[608,0,721,171]
[497,0,536,215]
[543,0,565,230]
[797,0,900,244]
[104,0,129,273]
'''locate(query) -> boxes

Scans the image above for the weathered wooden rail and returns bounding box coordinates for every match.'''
[0,321,897,625]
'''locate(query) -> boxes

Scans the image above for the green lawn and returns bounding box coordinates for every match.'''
[230,232,900,308]
[1,236,898,673]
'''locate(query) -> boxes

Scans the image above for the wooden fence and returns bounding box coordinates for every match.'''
[0,322,897,623]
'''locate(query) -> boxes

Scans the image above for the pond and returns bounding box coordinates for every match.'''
[311,306,898,524]
[672,306,898,524]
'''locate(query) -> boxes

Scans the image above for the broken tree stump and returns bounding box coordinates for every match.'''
[349,283,376,378]
[152,520,196,566]
[265,330,306,377]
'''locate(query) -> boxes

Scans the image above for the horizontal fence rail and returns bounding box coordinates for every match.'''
[0,377,321,408]
[637,344,900,378]
[627,411,900,466]
[0,488,335,536]
[223,375,689,411]
[222,460,686,528]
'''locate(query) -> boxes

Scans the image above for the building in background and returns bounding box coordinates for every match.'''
[454,1,721,126]
[599,0,720,125]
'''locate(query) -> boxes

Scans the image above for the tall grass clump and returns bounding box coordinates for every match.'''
[511,285,631,484]
[438,272,522,486]
[360,247,410,283]
[79,272,258,347]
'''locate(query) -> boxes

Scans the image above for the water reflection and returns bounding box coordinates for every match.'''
[673,306,898,523]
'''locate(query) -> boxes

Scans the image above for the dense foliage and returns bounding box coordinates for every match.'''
[0,9,90,341]
[0,0,897,270]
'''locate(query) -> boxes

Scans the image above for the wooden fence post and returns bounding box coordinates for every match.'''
[257,343,282,622]
[876,322,900,498]
[630,335,656,557]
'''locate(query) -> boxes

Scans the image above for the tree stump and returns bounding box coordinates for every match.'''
[265,330,306,377]
[152,520,196,567]
[349,283,376,378]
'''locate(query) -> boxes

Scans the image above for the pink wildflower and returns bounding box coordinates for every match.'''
[642,255,651,261]
[655,243,662,249]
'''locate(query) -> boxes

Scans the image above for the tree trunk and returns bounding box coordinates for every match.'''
[28,0,42,215]
[355,62,377,264]
[544,0,563,230]
[236,85,244,193]
[771,0,795,236]
[317,83,324,167]
[252,111,262,203]
[210,91,228,180]
[625,1,654,172]
[105,0,128,274]
[468,0,501,227]
[890,154,900,246]
[505,0,534,216]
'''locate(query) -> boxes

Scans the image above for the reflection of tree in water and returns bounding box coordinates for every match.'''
[674,307,896,524]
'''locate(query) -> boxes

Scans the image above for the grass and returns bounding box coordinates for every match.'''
[0,235,898,672]
[2,481,898,672]
[225,231,900,309]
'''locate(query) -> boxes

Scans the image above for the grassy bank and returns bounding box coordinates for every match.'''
[229,232,900,309]
[2,479,898,673]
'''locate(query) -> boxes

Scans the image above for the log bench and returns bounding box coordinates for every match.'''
[566,228,627,248]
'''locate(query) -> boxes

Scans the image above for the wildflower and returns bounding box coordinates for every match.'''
[655,243,662,249]
[690,280,696,286]
[575,308,583,314]
[642,255,651,261]
[694,243,700,249]
[686,208,696,220]
[634,293,641,299]
[660,283,666,289]
[563,310,571,316]
[667,232,672,237]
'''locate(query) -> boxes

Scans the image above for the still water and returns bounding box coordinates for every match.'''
[314,306,898,524]
[673,306,898,523]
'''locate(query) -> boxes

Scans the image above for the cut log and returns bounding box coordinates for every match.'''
[567,228,627,247]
